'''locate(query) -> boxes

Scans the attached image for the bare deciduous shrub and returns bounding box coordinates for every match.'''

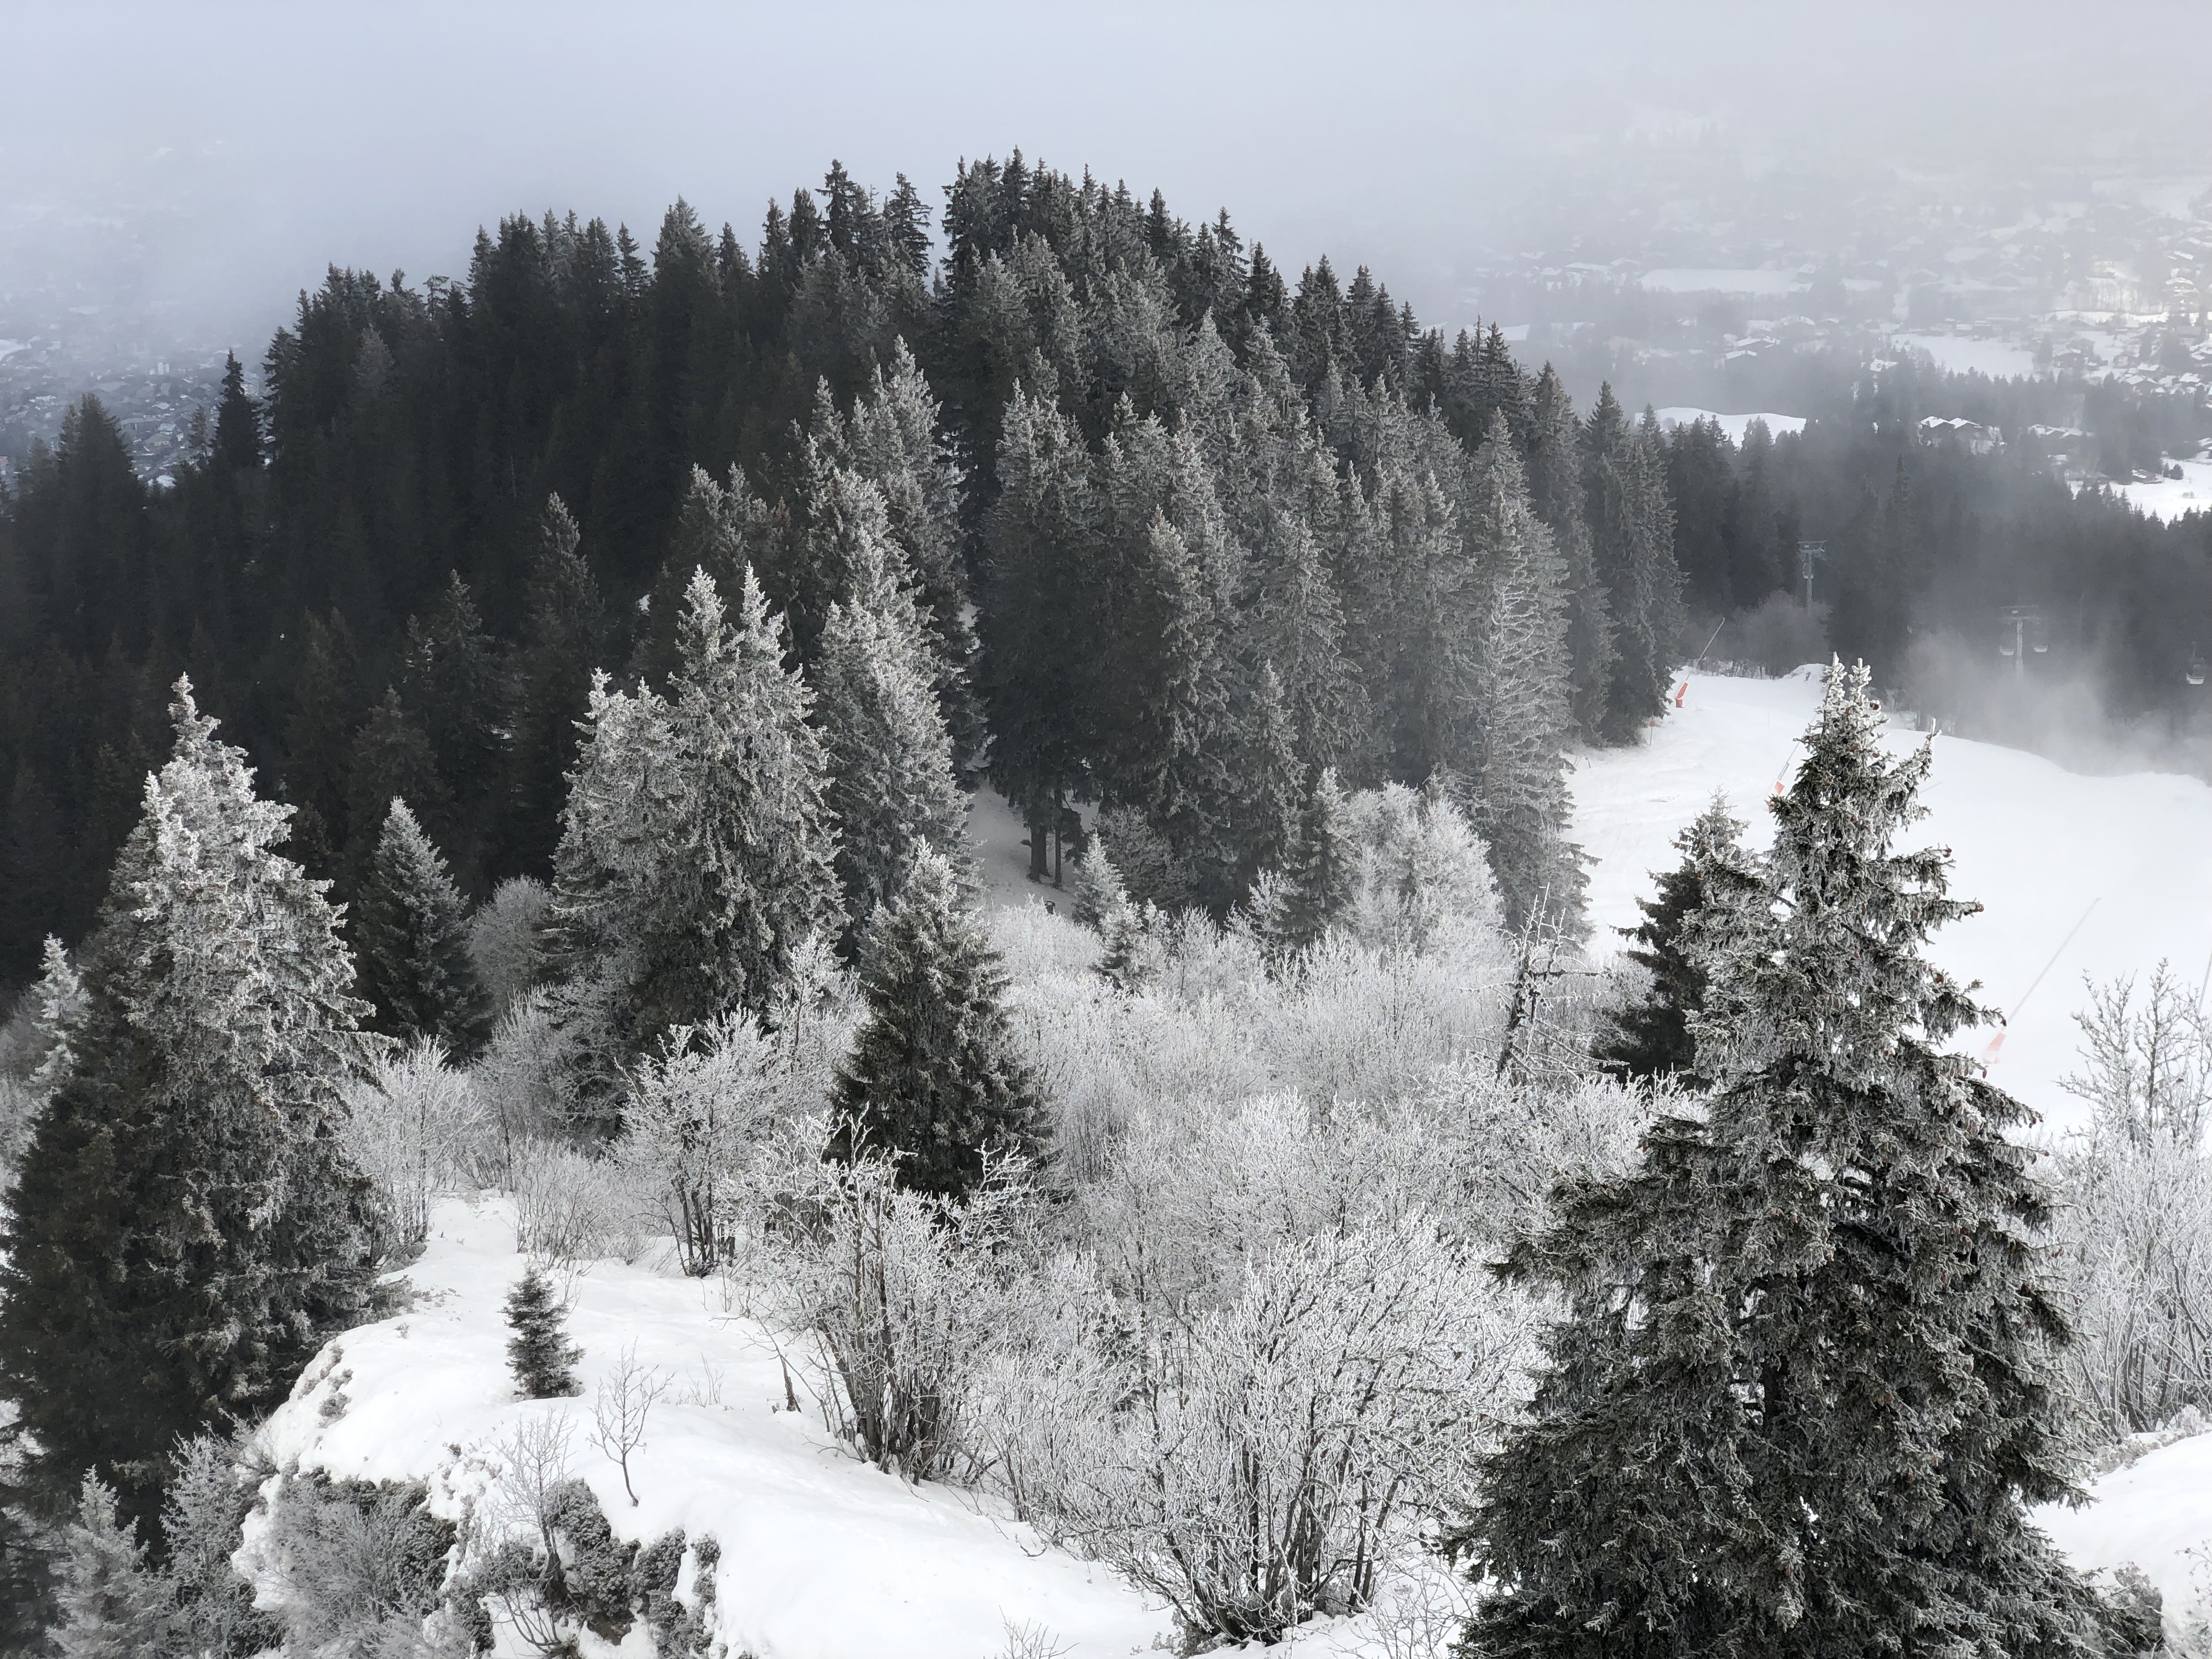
[995,1614,1074,1659]
[735,1133,1031,1483]
[467,876,551,1014]
[1367,1563,1480,1659]
[510,1137,646,1265]
[2055,966,2212,1437]
[990,1216,1528,1646]
[343,1038,486,1248]
[615,1014,798,1276]
[473,992,576,1183]
[591,1342,669,1506]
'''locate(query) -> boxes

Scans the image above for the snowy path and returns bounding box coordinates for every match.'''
[1571,670,2212,1136]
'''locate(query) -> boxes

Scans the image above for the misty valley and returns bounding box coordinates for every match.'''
[4,12,2212,1655]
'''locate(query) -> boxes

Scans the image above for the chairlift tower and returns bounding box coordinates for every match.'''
[1997,606,2047,681]
[1798,541,1827,610]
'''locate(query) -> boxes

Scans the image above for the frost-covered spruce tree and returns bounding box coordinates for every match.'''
[504,1264,582,1399]
[1252,765,1355,957]
[826,342,985,761]
[50,1477,169,1659]
[1456,662,2102,1658]
[1584,389,1682,742]
[1527,364,1613,743]
[352,796,491,1055]
[545,566,840,1118]
[26,933,86,1092]
[635,463,782,685]
[827,849,1045,1200]
[813,523,968,944]
[0,680,382,1526]
[1462,411,1587,939]
[1595,791,1751,1082]
[2,935,86,1175]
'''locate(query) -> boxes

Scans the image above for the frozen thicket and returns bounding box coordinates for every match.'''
[2055,964,2212,1437]
[466,875,551,1014]
[342,1037,486,1248]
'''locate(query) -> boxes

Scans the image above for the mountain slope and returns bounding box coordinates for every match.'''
[1571,668,2212,1135]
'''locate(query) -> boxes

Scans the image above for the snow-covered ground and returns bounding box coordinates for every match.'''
[1653,406,1807,444]
[254,1194,1482,1657]
[1569,669,2212,1138]
[2101,455,2212,524]
[255,1194,1177,1658]
[2039,1438,2212,1623]
[1892,331,2043,379]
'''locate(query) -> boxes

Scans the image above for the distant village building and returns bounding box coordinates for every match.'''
[1917,415,2001,455]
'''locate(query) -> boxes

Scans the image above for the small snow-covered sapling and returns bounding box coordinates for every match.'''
[589,1341,669,1506]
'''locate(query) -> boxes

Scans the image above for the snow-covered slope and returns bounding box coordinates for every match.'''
[1571,669,2212,1135]
[2037,1437,2212,1624]
[256,686,2212,1653]
[254,1196,1172,1658]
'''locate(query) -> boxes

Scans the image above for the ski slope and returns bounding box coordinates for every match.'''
[1571,669,2212,1137]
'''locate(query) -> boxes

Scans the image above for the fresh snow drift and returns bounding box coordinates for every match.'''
[1570,669,2212,1136]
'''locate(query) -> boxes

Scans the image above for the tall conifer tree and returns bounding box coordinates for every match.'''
[813,526,968,942]
[505,497,606,877]
[1596,792,1749,1081]
[1458,664,2101,1658]
[1462,413,1586,938]
[545,567,839,1114]
[0,681,381,1527]
[1527,366,1613,742]
[352,797,492,1054]
[1584,388,1684,740]
[826,850,1044,1200]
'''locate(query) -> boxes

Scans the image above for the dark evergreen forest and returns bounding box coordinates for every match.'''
[1,153,2206,988]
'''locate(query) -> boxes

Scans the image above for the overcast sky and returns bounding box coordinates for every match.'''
[6,1,2206,347]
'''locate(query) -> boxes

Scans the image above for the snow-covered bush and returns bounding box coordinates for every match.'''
[1338,781,1504,957]
[2054,966,2212,1437]
[466,875,551,1014]
[616,1014,787,1276]
[994,1215,1530,1646]
[510,1138,647,1265]
[248,1470,457,1655]
[343,1038,486,1248]
[472,992,576,1178]
[456,1425,714,1658]
[735,1133,1033,1483]
[997,891,1515,1190]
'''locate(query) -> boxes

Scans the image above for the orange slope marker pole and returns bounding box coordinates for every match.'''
[1983,896,2100,1067]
